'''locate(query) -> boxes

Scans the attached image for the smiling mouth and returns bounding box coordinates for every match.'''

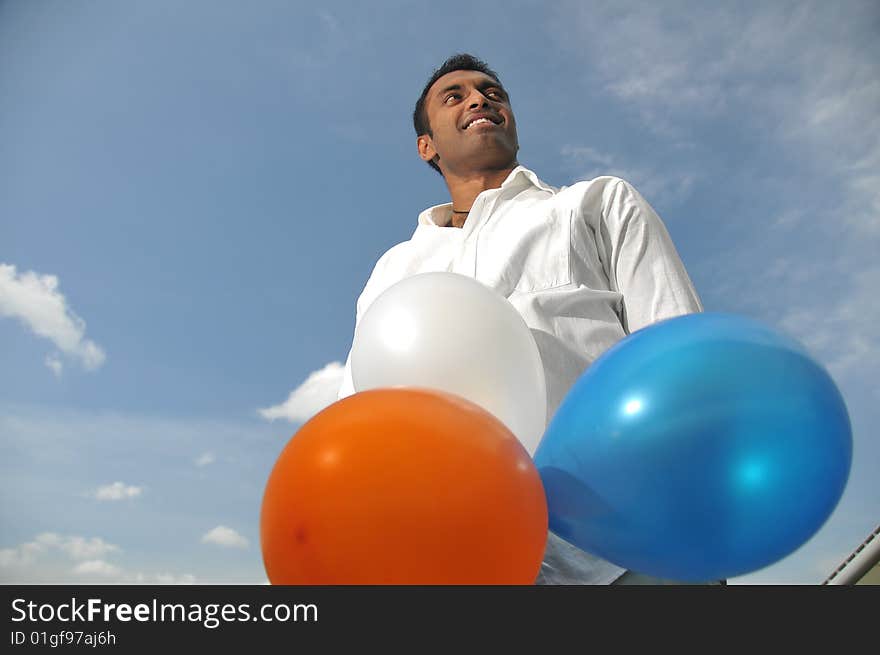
[464,117,503,130]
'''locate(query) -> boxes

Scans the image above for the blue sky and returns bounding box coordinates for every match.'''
[1,0,877,584]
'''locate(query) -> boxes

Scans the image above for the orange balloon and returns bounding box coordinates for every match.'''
[260,388,548,584]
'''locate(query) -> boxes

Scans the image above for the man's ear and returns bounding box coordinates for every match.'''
[417,135,438,165]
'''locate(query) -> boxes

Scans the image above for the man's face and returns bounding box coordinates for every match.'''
[417,69,519,175]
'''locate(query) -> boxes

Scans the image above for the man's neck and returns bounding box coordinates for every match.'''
[443,164,518,227]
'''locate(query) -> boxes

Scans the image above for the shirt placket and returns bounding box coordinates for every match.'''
[454,188,503,279]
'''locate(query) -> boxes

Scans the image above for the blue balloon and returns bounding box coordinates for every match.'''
[534,313,852,582]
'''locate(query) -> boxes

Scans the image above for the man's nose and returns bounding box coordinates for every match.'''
[467,91,491,108]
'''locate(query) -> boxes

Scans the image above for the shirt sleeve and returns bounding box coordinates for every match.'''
[336,244,402,400]
[597,178,703,334]
[337,292,364,400]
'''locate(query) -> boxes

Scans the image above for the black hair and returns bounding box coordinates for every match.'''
[413,53,503,175]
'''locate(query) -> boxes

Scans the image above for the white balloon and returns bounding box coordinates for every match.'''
[351,272,547,455]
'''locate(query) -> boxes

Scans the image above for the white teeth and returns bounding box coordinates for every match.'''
[466,117,494,129]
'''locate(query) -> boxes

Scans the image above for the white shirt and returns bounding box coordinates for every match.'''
[338,164,703,583]
[339,165,702,413]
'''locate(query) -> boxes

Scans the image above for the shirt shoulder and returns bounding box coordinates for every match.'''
[546,175,626,224]
[555,175,631,202]
[373,239,413,270]
[354,239,412,308]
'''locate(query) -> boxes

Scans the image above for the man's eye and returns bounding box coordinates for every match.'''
[445,94,460,103]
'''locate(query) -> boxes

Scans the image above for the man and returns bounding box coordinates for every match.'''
[338,54,710,584]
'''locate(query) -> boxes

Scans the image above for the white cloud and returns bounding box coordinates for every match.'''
[0,263,106,372]
[0,532,195,584]
[775,264,880,382]
[258,361,344,423]
[151,572,197,584]
[553,1,880,231]
[552,3,806,131]
[1,405,278,582]
[560,145,697,207]
[45,352,63,377]
[0,535,50,568]
[201,526,249,549]
[93,481,143,501]
[0,533,120,566]
[71,562,197,584]
[72,559,123,577]
[59,535,121,560]
[195,451,215,467]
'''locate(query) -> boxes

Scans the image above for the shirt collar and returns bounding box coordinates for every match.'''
[417,165,556,227]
